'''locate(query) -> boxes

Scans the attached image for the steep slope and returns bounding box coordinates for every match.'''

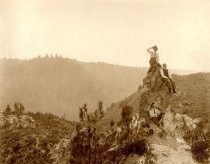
[102,73,210,125]
[99,65,210,163]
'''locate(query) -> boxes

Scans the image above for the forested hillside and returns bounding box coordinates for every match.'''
[0,57,193,120]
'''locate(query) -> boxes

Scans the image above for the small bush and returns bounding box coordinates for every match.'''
[121,139,148,156]
[121,106,133,126]
[3,105,12,116]
[145,149,157,164]
[191,141,209,162]
[149,129,154,135]
[206,130,210,144]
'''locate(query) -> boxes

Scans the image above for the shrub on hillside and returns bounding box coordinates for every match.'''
[121,106,133,127]
[70,102,106,163]
[206,130,210,144]
[3,105,12,116]
[0,129,53,164]
[191,141,209,163]
[0,103,74,164]
[121,139,148,156]
[2,102,25,116]
[14,102,25,115]
[79,101,104,123]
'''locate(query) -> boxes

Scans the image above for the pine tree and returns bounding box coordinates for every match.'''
[79,107,84,121]
[97,101,104,119]
[3,105,12,116]
[121,105,133,127]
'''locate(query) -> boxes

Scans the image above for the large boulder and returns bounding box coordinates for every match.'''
[163,107,196,142]
[139,65,171,113]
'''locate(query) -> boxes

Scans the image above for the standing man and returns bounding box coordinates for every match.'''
[146,45,163,74]
[147,45,159,63]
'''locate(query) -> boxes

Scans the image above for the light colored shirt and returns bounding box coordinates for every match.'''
[160,68,168,78]
[149,108,161,118]
[147,49,159,63]
[150,52,159,63]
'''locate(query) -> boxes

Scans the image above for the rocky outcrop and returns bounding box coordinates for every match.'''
[127,65,204,163]
[140,65,171,111]
[139,64,197,138]
[50,139,71,164]
[151,144,196,164]
[90,64,210,164]
[163,107,196,142]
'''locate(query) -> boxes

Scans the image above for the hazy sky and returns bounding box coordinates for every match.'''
[0,0,210,71]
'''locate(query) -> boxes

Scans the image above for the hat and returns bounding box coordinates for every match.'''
[153,46,158,51]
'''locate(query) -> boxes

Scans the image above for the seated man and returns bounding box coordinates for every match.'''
[147,103,164,127]
[162,63,176,93]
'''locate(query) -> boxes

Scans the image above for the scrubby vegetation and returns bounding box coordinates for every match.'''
[181,119,210,163]
[70,101,106,163]
[1,129,53,163]
[0,102,74,164]
[191,141,209,163]
[70,102,153,163]
[121,139,148,156]
[0,101,153,163]
[3,102,25,116]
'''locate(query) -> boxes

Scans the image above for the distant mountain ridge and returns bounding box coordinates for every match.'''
[0,57,194,121]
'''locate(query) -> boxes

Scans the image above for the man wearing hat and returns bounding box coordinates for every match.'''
[146,45,162,74]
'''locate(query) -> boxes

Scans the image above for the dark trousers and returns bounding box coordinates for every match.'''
[151,113,163,126]
[162,78,172,92]
[169,78,176,93]
[147,57,161,74]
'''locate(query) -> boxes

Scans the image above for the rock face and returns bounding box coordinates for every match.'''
[140,65,171,111]
[105,64,204,164]
[139,65,198,141]
[123,154,146,164]
[69,66,208,163]
[163,108,196,142]
[134,65,207,163]
[151,144,196,164]
[99,64,205,164]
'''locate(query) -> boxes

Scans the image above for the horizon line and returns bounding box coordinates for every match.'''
[0,55,207,73]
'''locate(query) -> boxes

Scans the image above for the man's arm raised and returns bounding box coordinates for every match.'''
[147,47,153,54]
[147,45,157,54]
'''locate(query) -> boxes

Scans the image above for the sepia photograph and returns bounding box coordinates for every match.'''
[0,0,210,163]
